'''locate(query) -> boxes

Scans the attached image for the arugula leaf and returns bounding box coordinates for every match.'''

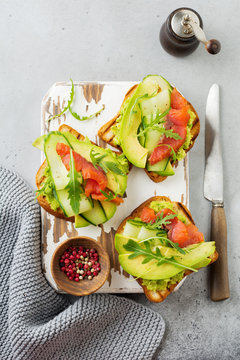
[138,126,182,140]
[90,149,107,170]
[128,219,148,227]
[141,233,186,255]
[123,239,197,272]
[35,176,51,197]
[103,161,125,175]
[147,212,177,229]
[128,213,177,230]
[46,79,105,122]
[65,149,83,214]
[46,79,74,122]
[140,108,170,130]
[89,149,125,176]
[156,144,177,162]
[69,105,105,121]
[100,190,117,201]
[162,237,186,255]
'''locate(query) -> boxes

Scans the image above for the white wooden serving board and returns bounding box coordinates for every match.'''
[40,80,189,293]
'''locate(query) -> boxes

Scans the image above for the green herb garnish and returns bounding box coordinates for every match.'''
[65,149,83,214]
[100,190,117,201]
[47,79,74,122]
[46,79,105,122]
[123,239,197,272]
[138,126,182,140]
[69,105,105,121]
[35,176,52,199]
[103,161,125,175]
[90,149,107,170]
[156,144,177,162]
[138,234,186,255]
[161,237,186,255]
[128,213,177,230]
[89,149,125,176]
[147,212,177,229]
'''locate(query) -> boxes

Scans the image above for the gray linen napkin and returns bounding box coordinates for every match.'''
[0,167,165,360]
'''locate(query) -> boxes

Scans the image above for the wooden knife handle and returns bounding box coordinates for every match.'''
[210,204,230,301]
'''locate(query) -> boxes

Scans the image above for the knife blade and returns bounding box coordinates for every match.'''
[204,84,230,301]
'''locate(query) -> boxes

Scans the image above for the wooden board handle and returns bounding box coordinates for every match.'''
[210,205,230,301]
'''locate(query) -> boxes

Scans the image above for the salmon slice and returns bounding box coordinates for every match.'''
[171,88,188,110]
[149,125,187,165]
[84,179,101,197]
[168,220,204,248]
[167,107,190,127]
[56,143,108,190]
[148,88,190,165]
[140,207,156,223]
[140,206,204,248]
[91,193,124,204]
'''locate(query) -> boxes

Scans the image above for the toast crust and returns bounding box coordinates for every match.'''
[98,84,200,183]
[116,196,218,303]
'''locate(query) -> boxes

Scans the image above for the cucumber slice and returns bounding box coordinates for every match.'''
[75,215,90,228]
[44,132,72,190]
[139,90,171,118]
[55,189,92,217]
[147,158,175,176]
[81,200,107,226]
[100,201,117,220]
[137,227,159,241]
[141,75,172,93]
[123,221,141,238]
[144,129,162,152]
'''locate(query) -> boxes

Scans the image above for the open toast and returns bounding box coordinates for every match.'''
[35,124,128,226]
[35,125,82,222]
[116,196,218,303]
[98,76,200,183]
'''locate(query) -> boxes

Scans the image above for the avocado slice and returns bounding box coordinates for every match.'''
[118,241,216,280]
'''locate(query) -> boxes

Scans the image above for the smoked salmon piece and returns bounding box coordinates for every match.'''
[56,143,108,190]
[140,207,156,223]
[149,125,187,165]
[171,88,188,110]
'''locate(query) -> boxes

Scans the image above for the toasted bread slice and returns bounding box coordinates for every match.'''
[36,124,90,221]
[98,84,200,183]
[116,196,218,303]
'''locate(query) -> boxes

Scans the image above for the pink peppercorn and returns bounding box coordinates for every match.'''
[60,246,101,281]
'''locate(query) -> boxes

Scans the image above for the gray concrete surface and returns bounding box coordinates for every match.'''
[1,1,239,359]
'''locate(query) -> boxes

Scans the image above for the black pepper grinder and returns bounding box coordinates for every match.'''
[160,8,221,57]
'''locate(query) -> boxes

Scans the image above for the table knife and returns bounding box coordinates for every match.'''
[204,84,230,301]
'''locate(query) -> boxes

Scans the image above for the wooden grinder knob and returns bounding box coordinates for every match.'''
[205,39,221,54]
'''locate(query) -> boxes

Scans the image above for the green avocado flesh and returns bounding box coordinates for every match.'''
[118,239,215,280]
[120,75,172,168]
[113,74,196,175]
[34,131,127,226]
[115,200,216,290]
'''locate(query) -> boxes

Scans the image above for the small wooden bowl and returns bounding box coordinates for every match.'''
[51,236,110,296]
